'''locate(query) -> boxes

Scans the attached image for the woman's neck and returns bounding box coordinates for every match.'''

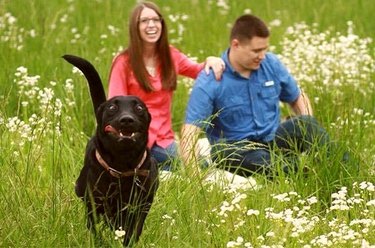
[143,43,156,58]
[143,45,157,76]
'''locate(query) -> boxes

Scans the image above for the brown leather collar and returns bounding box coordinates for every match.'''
[95,149,149,178]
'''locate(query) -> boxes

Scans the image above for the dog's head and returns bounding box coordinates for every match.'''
[96,95,151,150]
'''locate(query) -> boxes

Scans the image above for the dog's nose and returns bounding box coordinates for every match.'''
[119,115,135,125]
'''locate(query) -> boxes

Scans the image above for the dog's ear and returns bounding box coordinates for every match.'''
[140,100,151,127]
[147,111,152,126]
[95,102,106,129]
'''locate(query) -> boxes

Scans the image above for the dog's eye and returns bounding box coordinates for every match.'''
[135,105,144,112]
[108,104,118,111]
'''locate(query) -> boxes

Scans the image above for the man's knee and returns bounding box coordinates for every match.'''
[277,115,329,149]
[298,116,329,145]
[232,149,271,176]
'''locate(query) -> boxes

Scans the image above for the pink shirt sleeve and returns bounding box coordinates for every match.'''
[108,54,128,98]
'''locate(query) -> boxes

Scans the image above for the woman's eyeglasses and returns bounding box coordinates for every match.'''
[139,17,162,25]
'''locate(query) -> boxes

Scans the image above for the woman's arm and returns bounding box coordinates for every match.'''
[172,47,224,81]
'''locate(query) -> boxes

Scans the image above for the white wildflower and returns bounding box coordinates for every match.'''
[114,227,125,240]
[247,209,260,216]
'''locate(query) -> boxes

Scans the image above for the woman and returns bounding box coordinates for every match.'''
[108,1,224,169]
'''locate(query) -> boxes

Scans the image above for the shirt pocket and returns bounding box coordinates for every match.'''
[258,86,279,122]
[219,96,248,128]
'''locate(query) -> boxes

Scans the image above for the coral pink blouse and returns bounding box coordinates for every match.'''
[108,46,204,149]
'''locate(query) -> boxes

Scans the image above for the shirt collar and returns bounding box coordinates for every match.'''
[221,48,235,73]
[221,48,247,78]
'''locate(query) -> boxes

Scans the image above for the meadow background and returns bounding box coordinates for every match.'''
[0,0,374,247]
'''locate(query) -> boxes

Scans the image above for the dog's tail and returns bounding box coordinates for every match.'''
[62,54,106,118]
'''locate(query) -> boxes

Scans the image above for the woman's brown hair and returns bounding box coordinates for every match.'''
[125,1,176,92]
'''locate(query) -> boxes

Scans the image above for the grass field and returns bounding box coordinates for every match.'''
[0,0,374,247]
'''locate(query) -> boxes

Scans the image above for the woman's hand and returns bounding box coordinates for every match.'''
[204,56,225,81]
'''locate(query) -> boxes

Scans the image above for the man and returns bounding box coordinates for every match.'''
[180,14,329,176]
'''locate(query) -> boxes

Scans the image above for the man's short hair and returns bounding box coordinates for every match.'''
[230,14,269,42]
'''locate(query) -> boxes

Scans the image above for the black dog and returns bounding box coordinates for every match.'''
[62,55,158,246]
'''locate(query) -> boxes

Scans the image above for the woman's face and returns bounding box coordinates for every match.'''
[138,7,162,45]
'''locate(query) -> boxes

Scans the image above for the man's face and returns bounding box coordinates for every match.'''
[231,36,269,74]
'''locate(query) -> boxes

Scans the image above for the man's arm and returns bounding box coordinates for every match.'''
[180,123,202,172]
[289,91,313,116]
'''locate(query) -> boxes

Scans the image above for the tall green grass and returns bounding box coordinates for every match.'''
[1,0,374,247]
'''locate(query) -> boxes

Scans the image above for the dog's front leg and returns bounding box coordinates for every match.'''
[85,192,104,235]
[122,214,136,247]
[86,203,98,234]
[122,207,149,247]
[134,211,148,241]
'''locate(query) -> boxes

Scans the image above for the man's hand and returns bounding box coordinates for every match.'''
[290,91,313,116]
[180,124,203,175]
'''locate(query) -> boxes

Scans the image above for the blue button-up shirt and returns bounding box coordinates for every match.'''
[185,49,300,144]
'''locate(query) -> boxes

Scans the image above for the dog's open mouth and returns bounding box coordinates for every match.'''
[104,125,137,140]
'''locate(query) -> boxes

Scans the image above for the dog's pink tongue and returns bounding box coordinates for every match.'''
[104,125,118,134]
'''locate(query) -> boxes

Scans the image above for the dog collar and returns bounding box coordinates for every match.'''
[95,149,149,178]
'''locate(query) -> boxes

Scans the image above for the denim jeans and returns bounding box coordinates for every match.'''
[150,142,178,171]
[211,115,330,177]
